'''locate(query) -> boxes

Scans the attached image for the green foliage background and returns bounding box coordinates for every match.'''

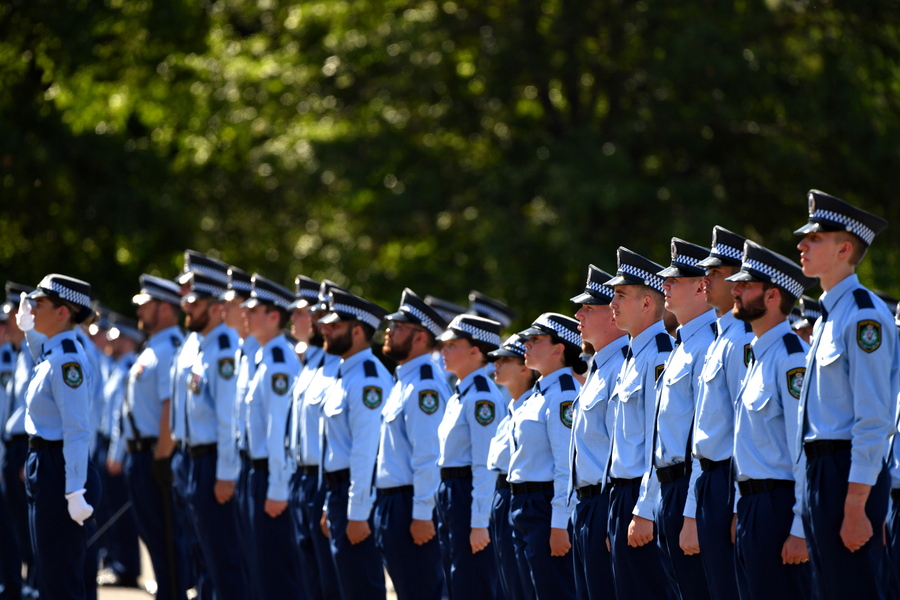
[3,0,900,325]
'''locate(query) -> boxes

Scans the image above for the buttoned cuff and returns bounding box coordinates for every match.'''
[266,481,289,502]
[412,501,435,522]
[551,507,572,530]
[790,516,805,539]
[470,512,491,529]
[348,502,374,521]
[682,496,697,519]
[849,462,882,486]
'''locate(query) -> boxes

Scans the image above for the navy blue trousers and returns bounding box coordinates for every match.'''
[324,477,385,600]
[289,469,340,600]
[572,489,615,600]
[234,455,259,600]
[509,487,575,600]
[247,465,303,599]
[803,449,891,600]
[491,486,531,600]
[171,448,213,600]
[657,476,711,600]
[187,452,247,600]
[373,486,444,600]
[0,466,22,600]
[607,478,669,600]
[91,435,140,579]
[734,486,809,599]
[694,463,742,600]
[2,437,34,595]
[124,450,188,600]
[887,490,900,598]
[24,446,100,600]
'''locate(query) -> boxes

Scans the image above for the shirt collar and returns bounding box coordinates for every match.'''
[591,335,629,371]
[820,273,859,315]
[675,309,717,344]
[41,330,79,356]
[150,325,182,344]
[457,365,489,394]
[749,319,793,360]
[199,322,230,351]
[536,366,572,392]
[629,319,668,355]
[394,352,432,383]
[338,346,374,374]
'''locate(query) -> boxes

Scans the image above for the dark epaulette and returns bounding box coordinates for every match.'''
[218,333,231,350]
[61,339,78,354]
[853,289,875,310]
[782,333,804,356]
[744,321,752,333]
[2,350,10,363]
[420,363,434,380]
[473,375,490,392]
[710,322,718,339]
[271,346,285,363]
[363,360,378,378]
[559,373,576,392]
[621,345,629,358]
[170,335,182,348]
[655,332,673,353]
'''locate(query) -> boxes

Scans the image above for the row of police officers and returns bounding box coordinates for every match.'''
[2,188,900,600]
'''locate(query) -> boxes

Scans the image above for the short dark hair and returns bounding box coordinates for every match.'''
[762,282,796,317]
[353,320,376,341]
[266,305,291,329]
[470,339,495,364]
[835,231,868,266]
[47,296,88,325]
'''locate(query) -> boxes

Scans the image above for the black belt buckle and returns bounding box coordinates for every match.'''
[126,437,158,454]
[379,485,413,496]
[576,483,603,500]
[738,478,793,495]
[251,458,269,471]
[324,468,350,486]
[496,473,510,490]
[28,436,64,450]
[509,481,553,495]
[699,457,731,472]
[188,443,216,459]
[803,439,851,459]
[440,466,473,480]
[656,462,686,483]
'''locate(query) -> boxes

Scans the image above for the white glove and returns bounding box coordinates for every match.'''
[16,292,34,332]
[65,489,94,526]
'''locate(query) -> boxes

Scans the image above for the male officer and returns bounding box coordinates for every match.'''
[288,275,322,365]
[729,240,815,598]
[183,272,246,599]
[374,288,451,600]
[569,264,629,600]
[795,190,899,599]
[243,274,302,598]
[690,225,754,598]
[318,288,393,600]
[604,248,672,600]
[652,239,716,600]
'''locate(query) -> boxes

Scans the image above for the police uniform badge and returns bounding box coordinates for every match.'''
[188,373,202,394]
[475,400,495,426]
[364,386,383,409]
[857,320,881,353]
[655,365,665,383]
[560,401,574,428]
[272,373,289,396]
[218,358,235,380]
[744,344,753,366]
[0,371,10,388]
[62,363,83,388]
[419,390,439,415]
[786,368,805,400]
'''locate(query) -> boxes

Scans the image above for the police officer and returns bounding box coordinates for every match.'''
[888,302,900,595]
[242,274,303,598]
[510,313,584,599]
[374,288,452,600]
[288,275,322,365]
[435,314,504,600]
[728,240,815,598]
[690,225,754,599]
[183,272,247,600]
[605,248,672,600]
[19,274,101,600]
[318,288,392,600]
[791,295,822,345]
[652,239,716,600]
[795,190,898,599]
[569,265,629,600]
[469,291,517,331]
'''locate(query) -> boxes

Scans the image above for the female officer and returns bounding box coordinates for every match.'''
[18,274,101,600]
[487,334,538,600]
[507,313,585,600]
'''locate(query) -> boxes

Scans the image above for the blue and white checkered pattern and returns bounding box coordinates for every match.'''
[402,304,442,337]
[253,286,293,310]
[710,243,743,262]
[812,208,876,246]
[504,336,528,357]
[193,279,225,298]
[191,263,229,284]
[532,313,582,348]
[332,302,383,329]
[587,278,615,299]
[620,263,664,293]
[472,301,511,328]
[673,252,703,268]
[453,320,502,347]
[741,258,806,300]
[38,276,91,309]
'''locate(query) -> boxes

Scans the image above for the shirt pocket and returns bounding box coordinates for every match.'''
[816,339,843,368]
[583,379,609,411]
[701,357,724,383]
[619,383,644,437]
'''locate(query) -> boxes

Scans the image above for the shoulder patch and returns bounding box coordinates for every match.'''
[473,375,490,393]
[271,346,285,363]
[218,357,235,379]
[560,400,574,428]
[363,386,383,409]
[419,390,439,414]
[853,289,875,310]
[62,362,83,388]
[786,367,805,399]
[61,339,78,354]
[218,333,231,350]
[170,335,182,348]
[363,360,378,378]
[655,332,673,353]
[655,364,665,382]
[782,334,804,355]
[474,400,495,425]
[857,320,882,353]
[744,344,753,367]
[419,363,434,380]
[272,373,289,395]
[559,373,576,392]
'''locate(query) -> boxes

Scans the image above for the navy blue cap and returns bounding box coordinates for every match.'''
[386,288,448,337]
[726,240,817,301]
[424,295,467,323]
[605,247,666,294]
[133,275,182,306]
[794,190,888,247]
[697,226,746,269]
[658,238,709,278]
[288,275,321,311]
[788,305,803,328]
[177,250,230,285]
[437,314,502,350]
[2,281,35,315]
[318,288,389,329]
[488,334,528,360]
[28,274,93,322]
[792,295,822,330]
[311,280,349,314]
[570,265,615,305]
[183,272,227,304]
[223,266,252,302]
[106,312,145,344]
[468,291,516,329]
[241,274,295,311]
[518,312,583,351]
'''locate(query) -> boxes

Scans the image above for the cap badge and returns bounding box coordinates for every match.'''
[808,193,816,215]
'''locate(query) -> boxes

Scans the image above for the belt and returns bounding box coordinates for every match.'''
[324,468,350,486]
[297,465,319,476]
[803,439,851,459]
[496,473,510,490]
[699,457,731,472]
[440,466,472,480]
[174,440,186,452]
[737,479,793,495]
[892,489,900,504]
[379,485,413,496]
[8,434,29,445]
[240,449,250,462]
[656,462,687,483]
[126,437,158,454]
[29,436,64,450]
[509,481,554,495]
[608,476,642,487]
[251,458,269,471]
[188,443,216,459]
[575,483,604,500]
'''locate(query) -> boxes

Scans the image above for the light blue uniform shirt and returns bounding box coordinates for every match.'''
[322,348,393,521]
[734,321,808,538]
[234,335,260,453]
[488,390,533,474]
[570,336,629,490]
[106,352,136,464]
[608,320,673,520]
[125,326,184,440]
[245,334,300,501]
[288,344,328,464]
[77,328,106,443]
[508,367,581,529]
[5,341,35,439]
[187,323,241,480]
[170,332,202,444]
[0,342,17,438]
[437,366,503,528]
[376,353,452,520]
[799,274,900,484]
[291,350,340,466]
[24,330,93,493]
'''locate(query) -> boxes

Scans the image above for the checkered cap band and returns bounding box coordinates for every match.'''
[229,278,252,293]
[252,286,293,310]
[802,306,822,320]
[190,263,228,284]
[402,304,443,337]
[332,302,383,329]
[39,276,91,309]
[587,278,615,299]
[453,320,502,347]
[673,253,703,268]
[533,314,582,348]
[710,243,743,261]
[812,208,876,245]
[299,288,319,302]
[193,279,225,298]
[741,258,806,299]
[620,263,664,293]
[472,301,512,327]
